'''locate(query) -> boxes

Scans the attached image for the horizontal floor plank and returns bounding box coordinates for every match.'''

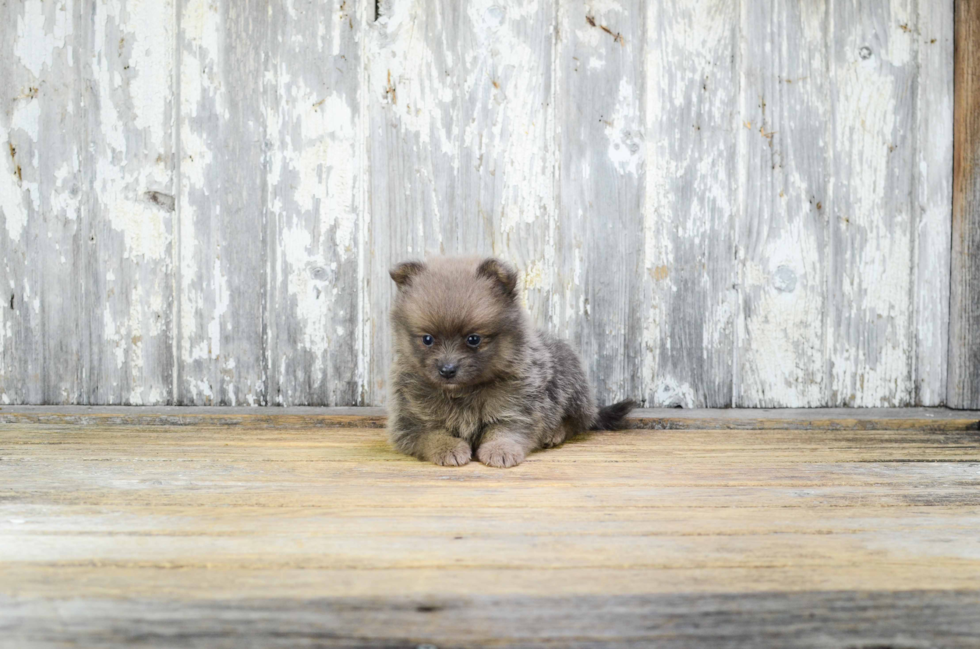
[2,415,979,645]
[5,591,980,648]
[4,564,980,599]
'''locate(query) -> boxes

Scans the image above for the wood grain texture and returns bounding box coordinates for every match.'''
[557,0,645,405]
[363,0,559,406]
[175,0,269,405]
[0,0,175,405]
[829,0,918,407]
[0,0,959,408]
[737,0,954,408]
[0,0,82,405]
[174,0,363,406]
[915,0,954,406]
[644,0,738,407]
[265,0,361,406]
[2,417,979,646]
[455,0,560,338]
[736,0,830,407]
[363,0,463,406]
[950,0,980,409]
[4,591,980,649]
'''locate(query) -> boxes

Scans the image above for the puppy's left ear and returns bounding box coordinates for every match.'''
[477,258,519,299]
[389,260,426,290]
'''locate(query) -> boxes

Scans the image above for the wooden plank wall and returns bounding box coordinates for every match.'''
[0,0,958,408]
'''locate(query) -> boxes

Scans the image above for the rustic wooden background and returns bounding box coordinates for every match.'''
[1,0,968,408]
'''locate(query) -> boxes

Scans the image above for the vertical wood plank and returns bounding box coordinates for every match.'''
[0,0,174,405]
[949,0,980,409]
[88,0,176,405]
[176,0,268,405]
[557,0,645,405]
[643,0,738,407]
[736,0,830,407]
[455,0,559,335]
[364,0,560,406]
[363,0,463,405]
[913,0,953,405]
[0,0,73,404]
[828,0,917,406]
[265,0,361,406]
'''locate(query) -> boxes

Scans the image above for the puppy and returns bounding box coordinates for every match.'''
[387,256,636,468]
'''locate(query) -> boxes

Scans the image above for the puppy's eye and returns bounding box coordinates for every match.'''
[466,334,482,347]
[421,334,434,346]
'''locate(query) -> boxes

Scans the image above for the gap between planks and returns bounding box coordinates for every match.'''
[0,406,977,430]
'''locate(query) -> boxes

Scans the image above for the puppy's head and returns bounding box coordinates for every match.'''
[389,257,525,389]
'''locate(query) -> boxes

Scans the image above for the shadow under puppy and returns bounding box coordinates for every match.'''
[387,256,636,468]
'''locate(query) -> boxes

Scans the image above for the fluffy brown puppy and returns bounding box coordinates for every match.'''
[387,256,636,468]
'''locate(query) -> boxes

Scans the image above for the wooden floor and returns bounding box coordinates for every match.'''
[2,408,980,648]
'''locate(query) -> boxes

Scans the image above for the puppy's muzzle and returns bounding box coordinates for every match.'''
[438,363,458,379]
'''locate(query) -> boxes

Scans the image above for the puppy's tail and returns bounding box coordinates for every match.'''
[591,399,638,431]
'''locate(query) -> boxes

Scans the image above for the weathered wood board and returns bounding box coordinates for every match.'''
[645,0,738,409]
[917,0,955,406]
[264,0,362,407]
[737,0,829,408]
[0,0,176,405]
[0,0,958,407]
[2,413,980,646]
[950,0,980,409]
[5,591,980,648]
[175,0,270,406]
[556,0,645,405]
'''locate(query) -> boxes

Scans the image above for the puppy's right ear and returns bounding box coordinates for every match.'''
[389,260,426,290]
[477,258,519,299]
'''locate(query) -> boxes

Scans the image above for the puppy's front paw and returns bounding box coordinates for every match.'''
[542,427,568,448]
[431,439,472,467]
[477,438,526,468]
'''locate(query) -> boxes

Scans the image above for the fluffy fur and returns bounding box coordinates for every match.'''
[387,256,636,468]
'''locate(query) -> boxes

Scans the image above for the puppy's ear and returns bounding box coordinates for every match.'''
[389,260,426,290]
[477,258,519,299]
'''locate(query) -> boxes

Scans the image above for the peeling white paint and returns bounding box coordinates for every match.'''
[459,0,557,339]
[604,77,643,176]
[643,0,737,406]
[125,288,145,405]
[15,0,70,78]
[0,0,955,408]
[10,94,41,142]
[651,377,696,409]
[104,192,171,260]
[734,0,832,408]
[280,87,357,256]
[208,255,228,361]
[831,10,914,406]
[49,161,81,221]
[374,3,456,159]
[913,1,954,405]
[0,143,29,242]
[2,97,42,241]
[280,224,330,386]
[882,0,913,66]
[124,0,172,144]
[181,0,225,115]
[178,0,223,401]
[103,303,126,370]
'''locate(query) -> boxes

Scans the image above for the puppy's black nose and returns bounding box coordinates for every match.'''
[438,363,458,379]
